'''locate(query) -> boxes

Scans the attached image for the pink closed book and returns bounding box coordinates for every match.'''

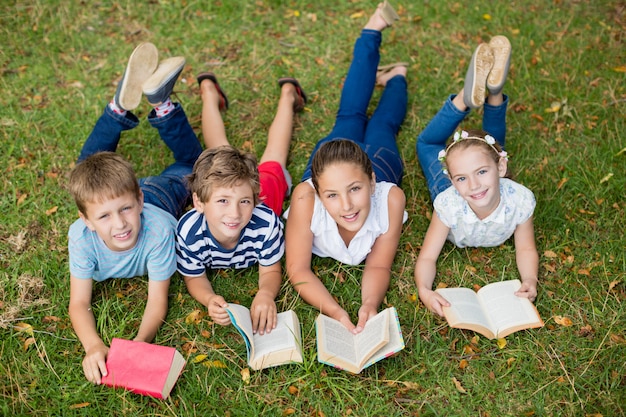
[101,338,186,399]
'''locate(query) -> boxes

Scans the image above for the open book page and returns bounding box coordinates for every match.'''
[252,311,300,358]
[476,280,543,337]
[436,287,493,333]
[354,308,390,364]
[362,307,405,369]
[225,304,254,358]
[317,315,359,367]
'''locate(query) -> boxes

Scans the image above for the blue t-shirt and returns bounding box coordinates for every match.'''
[68,203,177,282]
[176,203,284,277]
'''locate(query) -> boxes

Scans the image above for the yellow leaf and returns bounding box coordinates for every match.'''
[14,322,34,336]
[23,337,36,351]
[241,367,250,384]
[400,381,420,390]
[554,315,573,326]
[557,177,568,190]
[506,357,516,367]
[185,309,204,325]
[45,206,58,216]
[482,14,492,20]
[452,377,467,394]
[350,12,365,19]
[545,101,561,113]
[283,409,296,416]
[203,360,226,368]
[613,65,626,73]
[288,385,299,395]
[459,359,469,369]
[69,402,90,409]
[496,338,507,349]
[409,293,417,302]
[599,173,613,184]
[192,354,208,364]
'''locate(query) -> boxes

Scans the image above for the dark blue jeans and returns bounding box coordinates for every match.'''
[301,29,407,186]
[78,103,202,219]
[416,94,509,200]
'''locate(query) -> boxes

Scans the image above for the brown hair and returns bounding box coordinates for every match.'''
[188,145,260,204]
[444,129,511,178]
[310,139,373,191]
[68,152,141,216]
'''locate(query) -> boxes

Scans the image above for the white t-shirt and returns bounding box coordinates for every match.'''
[434,178,536,248]
[284,180,408,265]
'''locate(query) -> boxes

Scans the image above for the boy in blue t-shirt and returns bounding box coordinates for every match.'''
[67,43,202,384]
[176,73,307,336]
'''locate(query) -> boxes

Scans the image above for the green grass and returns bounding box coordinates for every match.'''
[1,0,625,416]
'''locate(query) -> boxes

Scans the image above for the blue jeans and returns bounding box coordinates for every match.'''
[416,94,509,200]
[78,103,202,219]
[301,29,407,185]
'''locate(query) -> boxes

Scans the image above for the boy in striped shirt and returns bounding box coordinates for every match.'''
[176,74,306,335]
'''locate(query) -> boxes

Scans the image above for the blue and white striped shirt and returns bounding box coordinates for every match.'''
[176,203,284,276]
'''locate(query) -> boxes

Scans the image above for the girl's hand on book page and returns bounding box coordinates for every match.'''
[334,309,357,334]
[419,289,450,317]
[355,304,378,334]
[207,294,231,326]
[83,343,109,384]
[250,293,277,335]
[515,279,538,302]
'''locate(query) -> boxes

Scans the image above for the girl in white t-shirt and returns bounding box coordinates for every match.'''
[414,37,539,317]
[284,2,408,334]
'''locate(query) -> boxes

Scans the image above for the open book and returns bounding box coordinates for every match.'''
[315,306,404,374]
[101,338,186,399]
[225,304,303,370]
[435,279,544,339]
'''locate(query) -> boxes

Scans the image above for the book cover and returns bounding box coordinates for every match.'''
[101,338,186,399]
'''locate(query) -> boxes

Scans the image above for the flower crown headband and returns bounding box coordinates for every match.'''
[438,130,509,175]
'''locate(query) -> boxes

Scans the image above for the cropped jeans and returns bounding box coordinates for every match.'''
[416,94,509,200]
[301,29,407,186]
[78,103,202,219]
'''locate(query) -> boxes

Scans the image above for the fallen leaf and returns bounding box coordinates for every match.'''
[69,403,90,409]
[23,337,36,351]
[192,354,208,364]
[203,360,226,368]
[241,367,250,384]
[610,334,625,344]
[506,357,516,367]
[577,269,590,276]
[544,250,558,258]
[452,377,467,394]
[350,11,365,19]
[14,322,34,336]
[599,173,613,184]
[608,280,619,291]
[45,206,58,216]
[288,385,299,395]
[185,309,204,325]
[283,409,296,416]
[557,177,568,190]
[459,359,469,369]
[496,338,507,349]
[553,315,573,326]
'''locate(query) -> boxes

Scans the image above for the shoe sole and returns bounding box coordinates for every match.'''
[487,35,511,94]
[464,43,494,109]
[380,1,400,26]
[142,57,186,105]
[117,43,158,111]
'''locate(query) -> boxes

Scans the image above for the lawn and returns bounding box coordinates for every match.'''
[1,1,624,416]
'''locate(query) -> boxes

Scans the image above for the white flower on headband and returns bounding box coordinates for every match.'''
[485,135,496,145]
[499,151,509,161]
[438,149,447,161]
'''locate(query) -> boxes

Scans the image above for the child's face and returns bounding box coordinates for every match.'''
[315,162,375,237]
[446,146,507,219]
[193,182,256,250]
[79,191,144,252]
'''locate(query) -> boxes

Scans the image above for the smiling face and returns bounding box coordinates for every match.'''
[446,145,508,219]
[80,191,144,252]
[315,161,376,237]
[193,182,256,249]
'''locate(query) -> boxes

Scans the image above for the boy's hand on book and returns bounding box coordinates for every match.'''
[419,289,450,317]
[207,294,231,326]
[83,342,109,384]
[515,279,538,302]
[250,293,277,335]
